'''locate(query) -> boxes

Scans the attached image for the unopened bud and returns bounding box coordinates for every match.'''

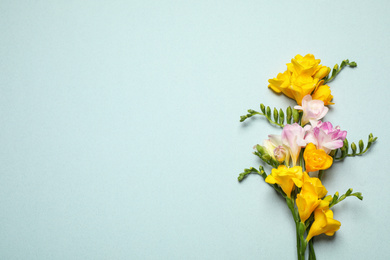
[279,109,285,124]
[359,140,364,153]
[255,144,265,154]
[292,108,299,123]
[273,108,278,122]
[349,61,357,67]
[314,66,331,79]
[260,103,265,113]
[351,142,357,155]
[286,107,292,124]
[266,106,271,118]
[274,146,287,162]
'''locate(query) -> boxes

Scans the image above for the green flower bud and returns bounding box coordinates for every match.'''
[256,144,265,154]
[349,61,357,67]
[260,103,265,114]
[266,106,271,118]
[351,142,357,155]
[286,107,292,124]
[354,192,363,200]
[343,138,349,148]
[346,188,353,196]
[359,140,364,153]
[273,108,278,122]
[279,109,284,124]
[292,108,299,123]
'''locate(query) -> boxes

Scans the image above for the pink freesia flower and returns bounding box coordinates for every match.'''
[281,123,309,166]
[305,121,347,154]
[294,95,328,126]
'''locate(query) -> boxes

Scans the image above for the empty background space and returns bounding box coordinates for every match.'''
[1,0,389,259]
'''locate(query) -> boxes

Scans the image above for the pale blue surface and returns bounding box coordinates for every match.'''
[1,1,389,259]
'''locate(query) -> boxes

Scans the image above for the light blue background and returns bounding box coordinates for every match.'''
[1,1,389,259]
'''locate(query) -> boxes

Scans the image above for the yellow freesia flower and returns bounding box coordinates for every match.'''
[296,172,327,222]
[312,82,334,105]
[268,54,330,105]
[265,165,303,198]
[296,183,321,222]
[287,54,321,76]
[303,143,333,172]
[306,208,341,241]
[268,71,319,105]
[268,70,294,99]
[290,74,319,105]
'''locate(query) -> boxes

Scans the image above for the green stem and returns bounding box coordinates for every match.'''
[308,238,316,260]
[286,197,306,260]
[323,69,341,84]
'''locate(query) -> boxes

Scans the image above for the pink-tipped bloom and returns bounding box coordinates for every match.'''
[305,121,347,154]
[268,135,290,165]
[281,123,309,166]
[274,145,288,163]
[294,95,328,126]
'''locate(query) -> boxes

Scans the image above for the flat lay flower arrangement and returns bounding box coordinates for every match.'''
[238,54,377,260]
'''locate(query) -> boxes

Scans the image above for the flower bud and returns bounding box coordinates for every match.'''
[314,66,331,79]
[274,145,287,162]
[273,108,278,122]
[349,61,357,67]
[260,103,265,113]
[255,144,265,154]
[343,138,349,148]
[266,106,271,118]
[279,109,285,124]
[286,106,292,124]
[351,142,357,155]
[359,140,364,153]
[292,108,300,123]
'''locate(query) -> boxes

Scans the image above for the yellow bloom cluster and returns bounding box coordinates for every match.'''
[265,165,341,241]
[268,54,333,105]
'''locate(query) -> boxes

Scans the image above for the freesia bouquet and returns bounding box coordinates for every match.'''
[238,54,377,260]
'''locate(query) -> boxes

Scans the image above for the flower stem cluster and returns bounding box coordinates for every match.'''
[238,54,377,259]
